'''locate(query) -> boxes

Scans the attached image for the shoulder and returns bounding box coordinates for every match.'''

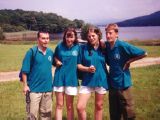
[56,41,63,49]
[117,39,132,48]
[47,47,53,52]
[31,45,38,50]
[25,46,37,55]
[46,47,54,55]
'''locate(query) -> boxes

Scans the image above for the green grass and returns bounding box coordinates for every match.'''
[0,81,109,120]
[131,65,160,120]
[0,65,160,119]
[0,42,57,72]
[127,40,160,57]
[137,46,160,57]
[0,40,159,72]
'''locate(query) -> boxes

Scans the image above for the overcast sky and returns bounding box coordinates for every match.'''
[0,0,160,24]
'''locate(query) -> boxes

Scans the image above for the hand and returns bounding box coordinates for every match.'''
[56,60,62,67]
[88,65,96,73]
[123,61,130,70]
[23,85,30,95]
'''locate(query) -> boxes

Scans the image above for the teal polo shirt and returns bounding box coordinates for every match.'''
[21,46,54,92]
[53,42,80,87]
[105,39,146,89]
[78,44,109,89]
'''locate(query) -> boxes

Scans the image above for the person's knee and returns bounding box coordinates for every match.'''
[95,102,103,111]
[56,102,64,110]
[77,103,85,112]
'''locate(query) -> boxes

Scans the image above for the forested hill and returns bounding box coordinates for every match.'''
[117,11,160,27]
[0,9,85,33]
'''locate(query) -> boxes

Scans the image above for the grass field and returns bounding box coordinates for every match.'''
[0,40,160,72]
[0,65,160,120]
[0,41,58,72]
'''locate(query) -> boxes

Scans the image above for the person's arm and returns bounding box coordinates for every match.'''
[22,73,30,95]
[77,64,96,73]
[123,52,148,70]
[54,57,62,67]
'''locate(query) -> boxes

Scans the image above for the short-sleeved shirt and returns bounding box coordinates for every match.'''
[21,46,54,92]
[105,39,146,89]
[78,44,109,89]
[53,42,80,87]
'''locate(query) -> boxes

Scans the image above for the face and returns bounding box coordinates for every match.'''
[87,32,99,46]
[65,32,75,47]
[106,29,118,43]
[38,33,50,49]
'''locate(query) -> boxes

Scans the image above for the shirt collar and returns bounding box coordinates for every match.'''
[38,46,47,55]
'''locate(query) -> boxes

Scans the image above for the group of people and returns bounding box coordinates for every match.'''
[21,23,147,120]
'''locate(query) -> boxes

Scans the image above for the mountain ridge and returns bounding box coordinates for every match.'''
[97,11,160,27]
[117,11,160,27]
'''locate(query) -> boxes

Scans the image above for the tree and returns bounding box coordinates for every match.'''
[73,19,84,28]
[81,24,95,40]
[0,27,5,40]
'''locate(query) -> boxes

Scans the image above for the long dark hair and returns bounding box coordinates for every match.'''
[62,27,78,45]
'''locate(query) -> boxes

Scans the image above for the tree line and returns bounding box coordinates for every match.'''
[0,9,86,33]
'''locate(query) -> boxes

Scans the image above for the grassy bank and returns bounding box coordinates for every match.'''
[0,40,160,72]
[0,65,160,120]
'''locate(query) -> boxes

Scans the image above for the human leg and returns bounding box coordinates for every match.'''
[120,87,135,120]
[66,94,74,120]
[55,92,64,120]
[109,89,121,120]
[39,92,52,120]
[77,93,91,120]
[94,93,105,120]
[30,92,42,119]
[65,87,78,120]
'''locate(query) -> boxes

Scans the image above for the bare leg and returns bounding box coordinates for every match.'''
[55,92,64,120]
[94,93,104,120]
[77,93,91,120]
[66,94,74,120]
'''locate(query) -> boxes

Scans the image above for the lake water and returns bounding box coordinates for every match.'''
[52,26,160,41]
[99,26,160,41]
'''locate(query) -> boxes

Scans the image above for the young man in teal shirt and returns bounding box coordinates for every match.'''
[21,31,54,119]
[104,24,147,120]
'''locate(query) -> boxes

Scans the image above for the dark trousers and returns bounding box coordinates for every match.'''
[109,87,136,120]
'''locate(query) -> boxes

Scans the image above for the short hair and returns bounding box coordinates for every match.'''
[105,23,119,33]
[63,27,78,45]
[37,31,49,38]
[86,26,102,41]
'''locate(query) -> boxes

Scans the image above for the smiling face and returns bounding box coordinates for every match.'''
[63,28,77,47]
[106,29,118,43]
[105,23,119,44]
[65,32,76,47]
[87,32,99,46]
[38,32,50,49]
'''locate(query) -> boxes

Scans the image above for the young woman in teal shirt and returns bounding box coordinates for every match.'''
[53,28,80,120]
[77,27,109,120]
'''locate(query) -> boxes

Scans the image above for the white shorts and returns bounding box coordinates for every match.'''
[53,86,78,95]
[79,86,107,94]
